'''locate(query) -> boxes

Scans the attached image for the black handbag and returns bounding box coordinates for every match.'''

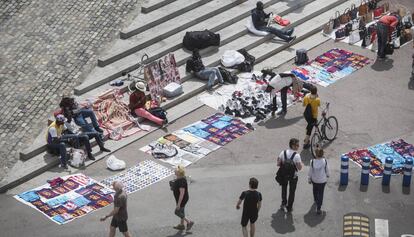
[345,23,353,36]
[368,0,377,11]
[350,4,358,20]
[333,11,341,29]
[335,27,346,40]
[385,43,394,55]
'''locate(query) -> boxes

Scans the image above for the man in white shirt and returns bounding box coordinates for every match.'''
[277,138,303,212]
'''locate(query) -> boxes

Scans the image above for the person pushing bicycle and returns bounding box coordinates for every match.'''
[302,86,320,149]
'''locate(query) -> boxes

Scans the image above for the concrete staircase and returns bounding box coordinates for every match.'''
[1,0,360,193]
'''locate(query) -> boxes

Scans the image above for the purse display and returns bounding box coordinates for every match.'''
[350,4,358,20]
[345,23,353,37]
[333,11,341,29]
[359,0,369,16]
[323,18,335,35]
[349,30,362,44]
[368,0,377,12]
[335,27,346,40]
[340,8,351,24]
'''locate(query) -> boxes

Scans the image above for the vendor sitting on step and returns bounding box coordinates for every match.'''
[59,97,104,134]
[251,1,296,43]
[128,81,168,127]
[46,114,111,169]
[186,49,224,91]
[263,70,313,116]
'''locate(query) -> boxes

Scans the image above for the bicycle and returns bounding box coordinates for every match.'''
[310,102,338,158]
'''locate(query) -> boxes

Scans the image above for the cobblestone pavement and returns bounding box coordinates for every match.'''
[0,0,142,180]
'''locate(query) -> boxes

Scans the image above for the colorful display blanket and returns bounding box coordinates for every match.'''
[343,139,414,178]
[292,48,370,87]
[140,113,252,167]
[101,160,174,194]
[14,174,114,225]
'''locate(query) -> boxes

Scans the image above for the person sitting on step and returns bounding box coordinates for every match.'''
[128,81,167,127]
[251,1,296,43]
[46,114,111,170]
[186,49,224,91]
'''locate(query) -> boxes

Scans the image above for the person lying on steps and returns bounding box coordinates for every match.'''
[186,49,224,92]
[251,1,296,43]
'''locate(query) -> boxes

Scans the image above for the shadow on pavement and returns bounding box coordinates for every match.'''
[166,230,193,237]
[370,58,394,71]
[271,208,295,234]
[408,78,414,90]
[337,182,348,192]
[303,203,326,227]
[381,185,390,194]
[402,186,411,195]
[300,149,313,166]
[359,184,368,192]
[261,115,302,129]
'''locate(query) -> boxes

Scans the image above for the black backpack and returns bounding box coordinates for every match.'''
[275,151,297,185]
[182,30,220,51]
[235,49,256,72]
[295,48,309,65]
[218,67,238,84]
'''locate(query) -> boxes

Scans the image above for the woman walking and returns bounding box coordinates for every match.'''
[302,86,320,149]
[171,166,194,231]
[308,148,330,215]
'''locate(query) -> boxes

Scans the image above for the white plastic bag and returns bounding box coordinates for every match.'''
[106,155,126,171]
[221,50,245,67]
[69,148,86,168]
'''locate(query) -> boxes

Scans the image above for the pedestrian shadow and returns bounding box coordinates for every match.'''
[408,78,414,90]
[370,58,394,71]
[300,149,313,166]
[271,208,295,234]
[303,203,326,227]
[260,115,302,129]
[166,230,193,237]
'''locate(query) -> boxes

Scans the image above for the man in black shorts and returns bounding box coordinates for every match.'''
[236,177,262,237]
[100,181,132,237]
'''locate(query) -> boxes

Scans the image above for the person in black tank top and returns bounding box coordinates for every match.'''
[236,177,262,237]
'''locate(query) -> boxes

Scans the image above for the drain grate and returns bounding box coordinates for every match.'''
[343,213,370,237]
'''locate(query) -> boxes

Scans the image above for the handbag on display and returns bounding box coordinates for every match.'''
[363,12,373,23]
[349,30,362,44]
[393,37,401,48]
[382,2,390,13]
[340,8,351,24]
[323,18,335,35]
[350,4,358,20]
[335,27,346,40]
[373,6,384,19]
[360,27,368,47]
[368,0,377,12]
[400,29,413,45]
[345,23,353,37]
[351,19,360,31]
[333,11,341,29]
[359,0,369,16]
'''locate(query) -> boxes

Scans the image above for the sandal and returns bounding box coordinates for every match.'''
[173,224,185,230]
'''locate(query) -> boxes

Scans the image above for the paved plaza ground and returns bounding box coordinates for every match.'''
[1,39,414,236]
[0,0,143,180]
[1,0,414,236]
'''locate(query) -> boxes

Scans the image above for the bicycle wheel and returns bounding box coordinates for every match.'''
[310,132,323,158]
[322,116,338,141]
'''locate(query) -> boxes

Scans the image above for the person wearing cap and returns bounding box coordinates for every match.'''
[377,13,399,59]
[100,181,132,237]
[251,1,296,43]
[186,49,224,91]
[46,114,110,169]
[128,81,167,127]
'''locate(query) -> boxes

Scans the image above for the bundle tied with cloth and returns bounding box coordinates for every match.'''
[92,89,143,140]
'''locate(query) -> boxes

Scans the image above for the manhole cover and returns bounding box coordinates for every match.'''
[343,213,370,237]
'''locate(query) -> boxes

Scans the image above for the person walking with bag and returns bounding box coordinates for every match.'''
[308,148,330,215]
[171,166,194,231]
[302,86,320,149]
[276,138,303,212]
[236,177,262,237]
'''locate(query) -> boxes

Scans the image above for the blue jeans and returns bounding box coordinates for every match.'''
[74,109,100,133]
[47,142,67,166]
[258,26,291,41]
[60,133,92,154]
[195,67,224,89]
[312,182,326,210]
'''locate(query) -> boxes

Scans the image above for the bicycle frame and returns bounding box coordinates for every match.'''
[313,103,330,140]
